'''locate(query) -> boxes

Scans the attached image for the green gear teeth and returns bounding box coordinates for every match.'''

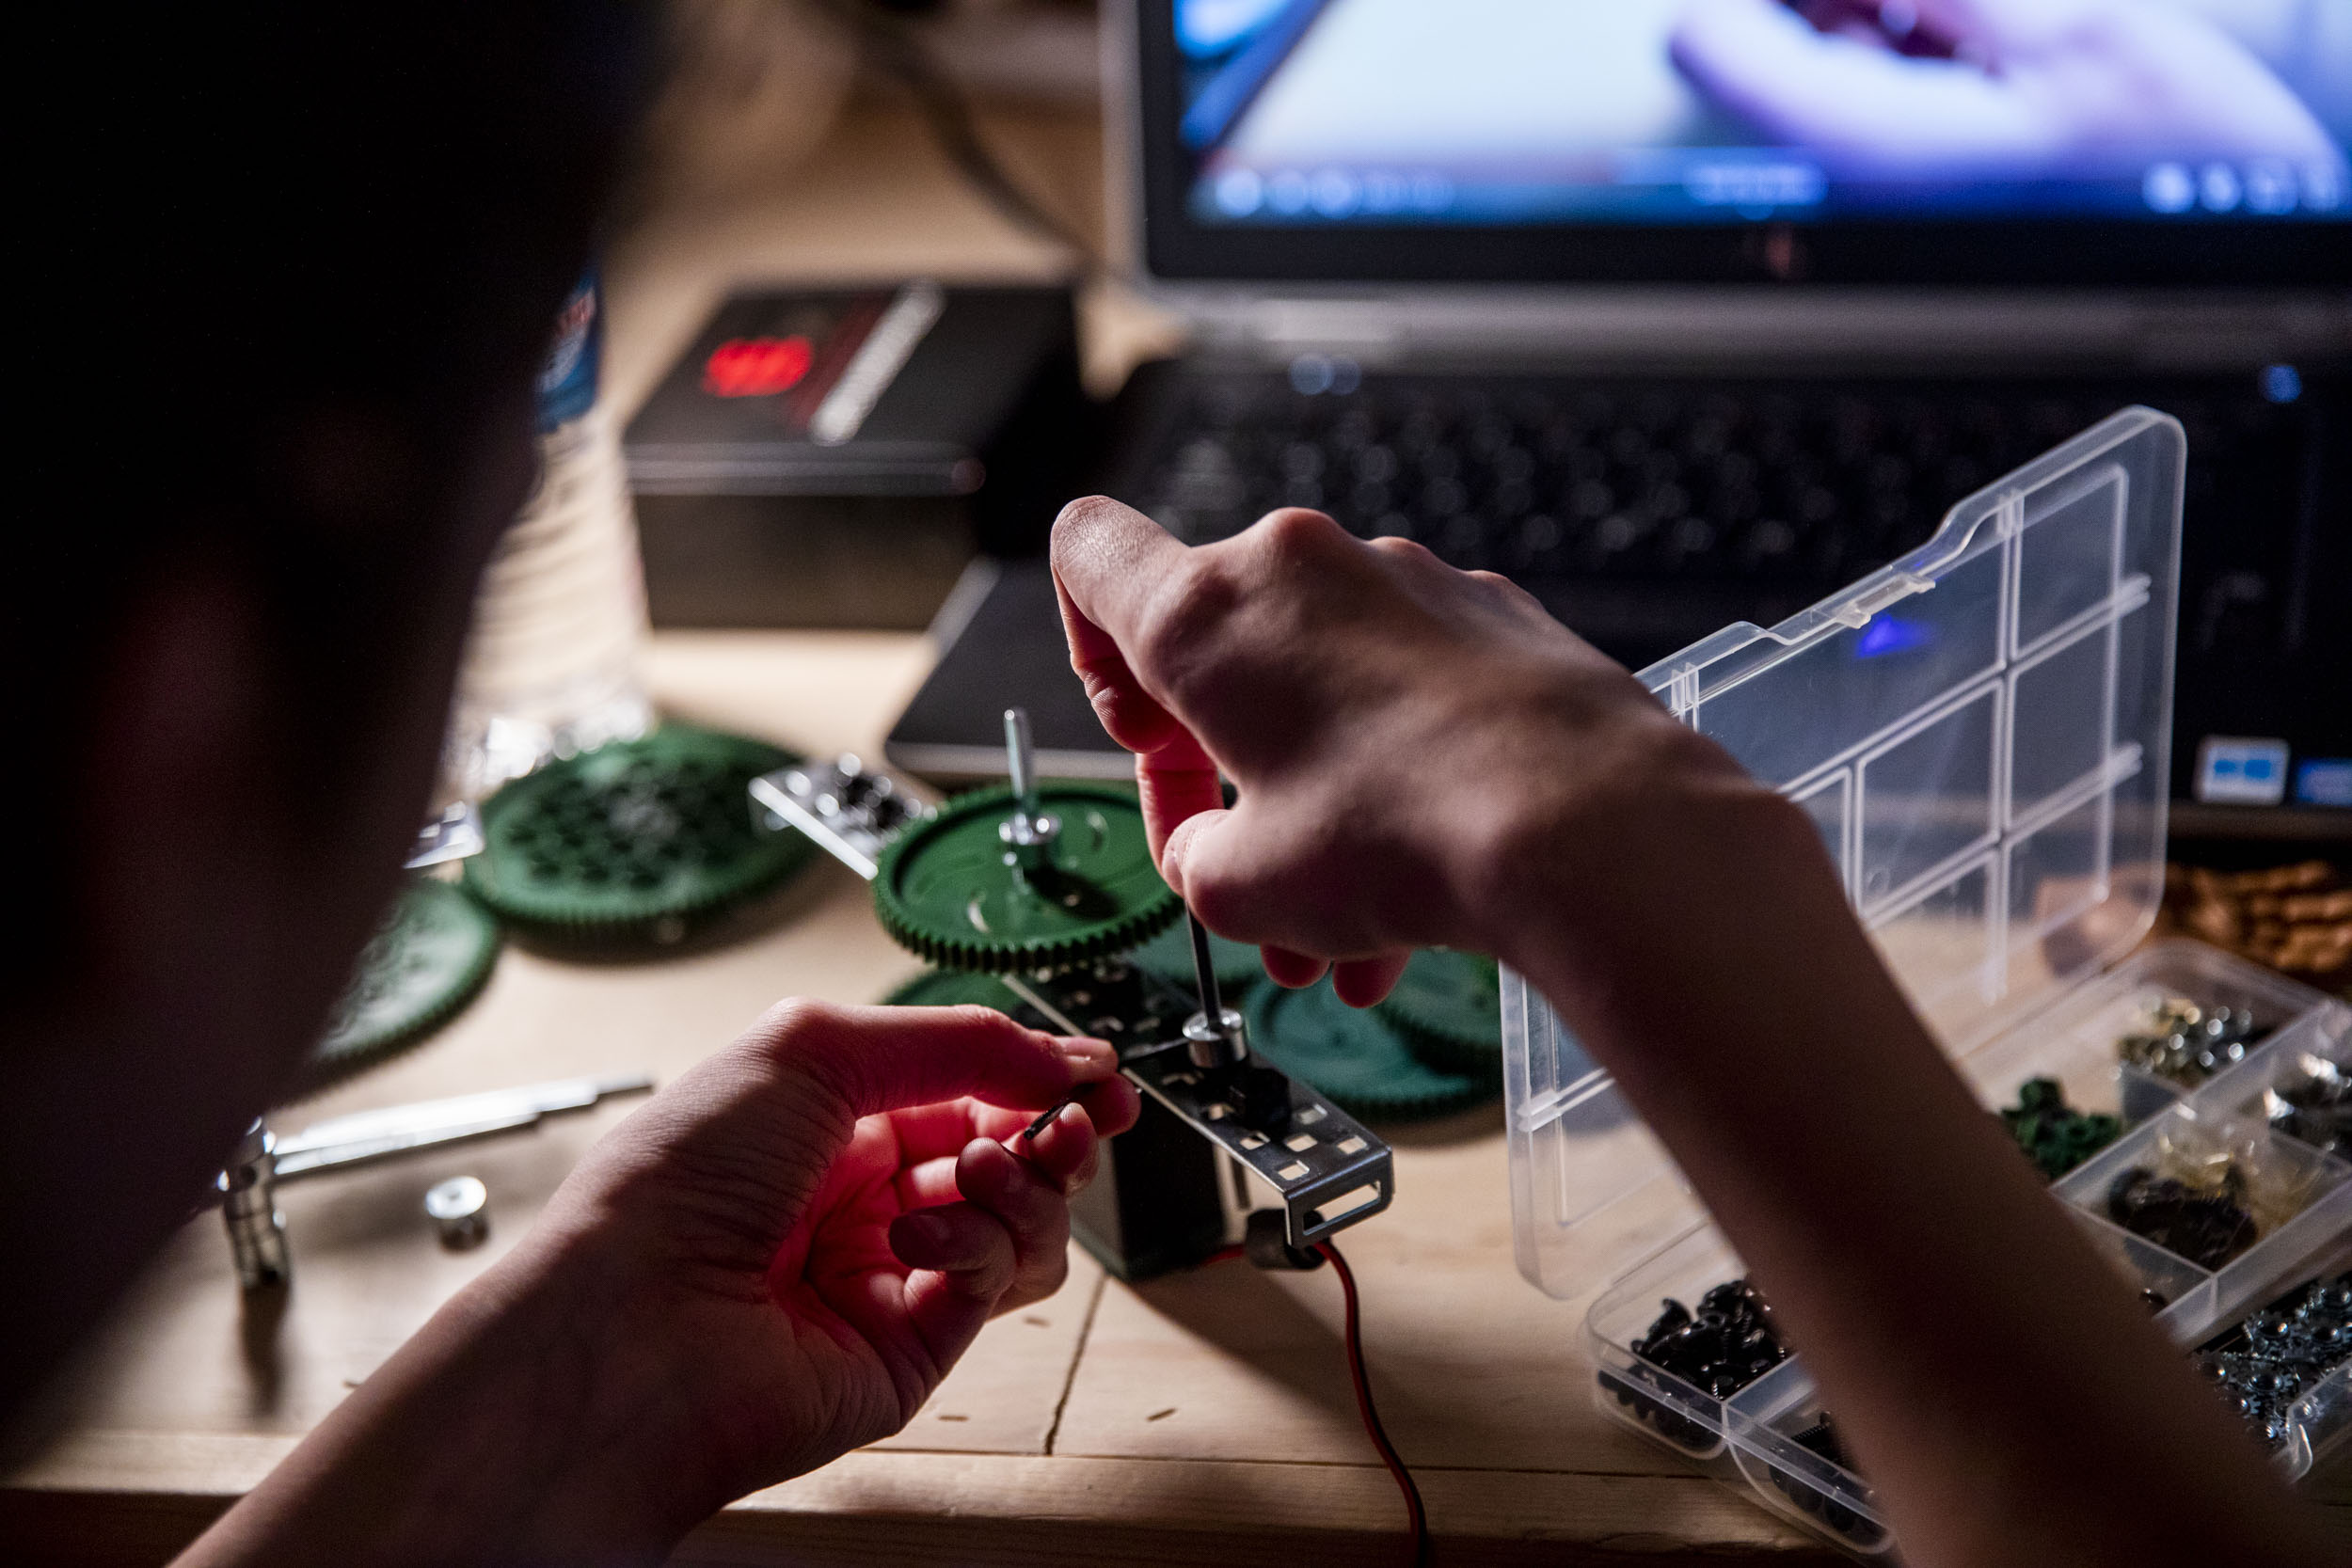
[1377,949,1504,1084]
[463,723,818,943]
[870,783,1181,974]
[1244,975,1495,1122]
[294,877,501,1100]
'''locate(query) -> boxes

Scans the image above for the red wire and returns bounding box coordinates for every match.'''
[1317,1240,1431,1568]
[1194,1237,1428,1564]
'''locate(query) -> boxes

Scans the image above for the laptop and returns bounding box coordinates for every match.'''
[887,0,2351,838]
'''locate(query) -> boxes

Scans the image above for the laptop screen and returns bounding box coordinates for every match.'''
[1137,0,2352,284]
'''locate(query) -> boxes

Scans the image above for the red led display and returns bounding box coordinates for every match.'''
[703,335,814,398]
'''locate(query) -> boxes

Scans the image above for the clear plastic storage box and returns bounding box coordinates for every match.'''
[1500,408,2352,1556]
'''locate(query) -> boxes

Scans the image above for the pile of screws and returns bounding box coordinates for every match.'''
[2106,1164,2259,1270]
[1602,1278,1789,1452]
[1998,1077,2123,1180]
[1763,1414,1887,1549]
[1633,1279,1789,1398]
[2116,996,2265,1086]
[2194,1274,2352,1450]
[2265,1054,2352,1159]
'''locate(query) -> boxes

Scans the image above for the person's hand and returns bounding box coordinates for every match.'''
[1049,498,1761,1002]
[181,1001,1140,1568]
[1671,0,2344,178]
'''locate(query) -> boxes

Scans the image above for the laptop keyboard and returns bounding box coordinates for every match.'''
[1124,368,2314,614]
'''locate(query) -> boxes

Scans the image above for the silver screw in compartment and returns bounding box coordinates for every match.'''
[423,1176,490,1250]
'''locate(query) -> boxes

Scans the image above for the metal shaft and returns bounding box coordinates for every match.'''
[1186,911,1223,1021]
[1004,707,1039,822]
[1179,907,1248,1069]
[998,707,1058,864]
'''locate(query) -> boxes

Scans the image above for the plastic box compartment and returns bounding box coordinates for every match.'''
[2205,1000,2352,1164]
[1502,409,2352,1558]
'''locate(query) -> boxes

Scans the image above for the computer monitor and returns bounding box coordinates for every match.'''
[1132,0,2352,286]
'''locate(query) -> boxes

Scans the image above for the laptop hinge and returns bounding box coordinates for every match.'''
[1168,286,2350,372]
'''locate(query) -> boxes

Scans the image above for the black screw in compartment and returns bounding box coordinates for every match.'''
[2106,1164,2258,1271]
[1603,1277,1791,1452]
[2266,1057,2352,1158]
[1763,1415,1889,1551]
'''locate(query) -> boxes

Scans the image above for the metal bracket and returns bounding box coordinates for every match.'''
[753,746,1401,1259]
[1005,966,1394,1250]
[749,755,917,880]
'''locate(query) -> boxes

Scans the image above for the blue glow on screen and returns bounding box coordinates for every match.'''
[1172,0,2352,228]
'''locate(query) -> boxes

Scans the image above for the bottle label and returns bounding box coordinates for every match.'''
[536,271,602,433]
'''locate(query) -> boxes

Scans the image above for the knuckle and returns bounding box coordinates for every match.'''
[1136,555,1243,679]
[1252,506,1343,560]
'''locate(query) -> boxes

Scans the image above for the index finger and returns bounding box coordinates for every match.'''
[1050,496,1225,856]
[760,999,1118,1123]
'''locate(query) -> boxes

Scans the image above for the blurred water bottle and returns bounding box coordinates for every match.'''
[444,271,653,802]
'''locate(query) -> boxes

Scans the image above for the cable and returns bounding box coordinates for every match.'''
[1193,1233,1427,1562]
[804,0,1112,276]
[1317,1239,1431,1568]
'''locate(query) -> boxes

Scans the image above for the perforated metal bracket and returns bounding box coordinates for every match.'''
[751,753,1399,1252]
[1006,966,1395,1250]
[1123,1040,1395,1248]
[749,756,919,879]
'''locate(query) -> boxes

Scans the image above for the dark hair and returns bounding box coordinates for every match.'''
[12,2,654,982]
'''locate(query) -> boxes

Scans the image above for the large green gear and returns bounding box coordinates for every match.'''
[881,968,1026,1013]
[1377,949,1504,1084]
[464,723,818,942]
[1244,975,1496,1122]
[294,878,501,1100]
[871,783,1181,974]
[1128,917,1263,990]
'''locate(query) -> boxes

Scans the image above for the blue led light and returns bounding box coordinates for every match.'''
[1854,615,1933,658]
[2261,364,2302,404]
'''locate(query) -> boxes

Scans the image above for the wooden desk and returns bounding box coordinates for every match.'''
[8,629,1841,1566]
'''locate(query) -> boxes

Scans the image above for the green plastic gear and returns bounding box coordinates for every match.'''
[1377,949,1504,1083]
[1128,918,1263,990]
[871,783,1182,974]
[463,723,817,942]
[882,968,1026,1013]
[1244,975,1496,1122]
[294,878,501,1099]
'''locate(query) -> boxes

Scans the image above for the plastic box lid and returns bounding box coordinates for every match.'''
[1503,407,2186,1298]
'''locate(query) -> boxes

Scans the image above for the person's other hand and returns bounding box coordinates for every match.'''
[181,1001,1139,1567]
[1049,498,1756,1002]
[1671,0,2344,177]
[528,1000,1141,1503]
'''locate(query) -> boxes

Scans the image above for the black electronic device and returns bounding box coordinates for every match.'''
[623,282,1087,629]
[885,3,2352,837]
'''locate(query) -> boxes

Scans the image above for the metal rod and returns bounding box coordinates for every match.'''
[1186,911,1223,1021]
[1004,707,1038,821]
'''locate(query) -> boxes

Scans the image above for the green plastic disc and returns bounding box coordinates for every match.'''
[1244,976,1495,1122]
[882,968,1026,1013]
[1128,918,1263,990]
[463,723,817,941]
[297,878,500,1098]
[872,783,1182,974]
[1378,949,1504,1083]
